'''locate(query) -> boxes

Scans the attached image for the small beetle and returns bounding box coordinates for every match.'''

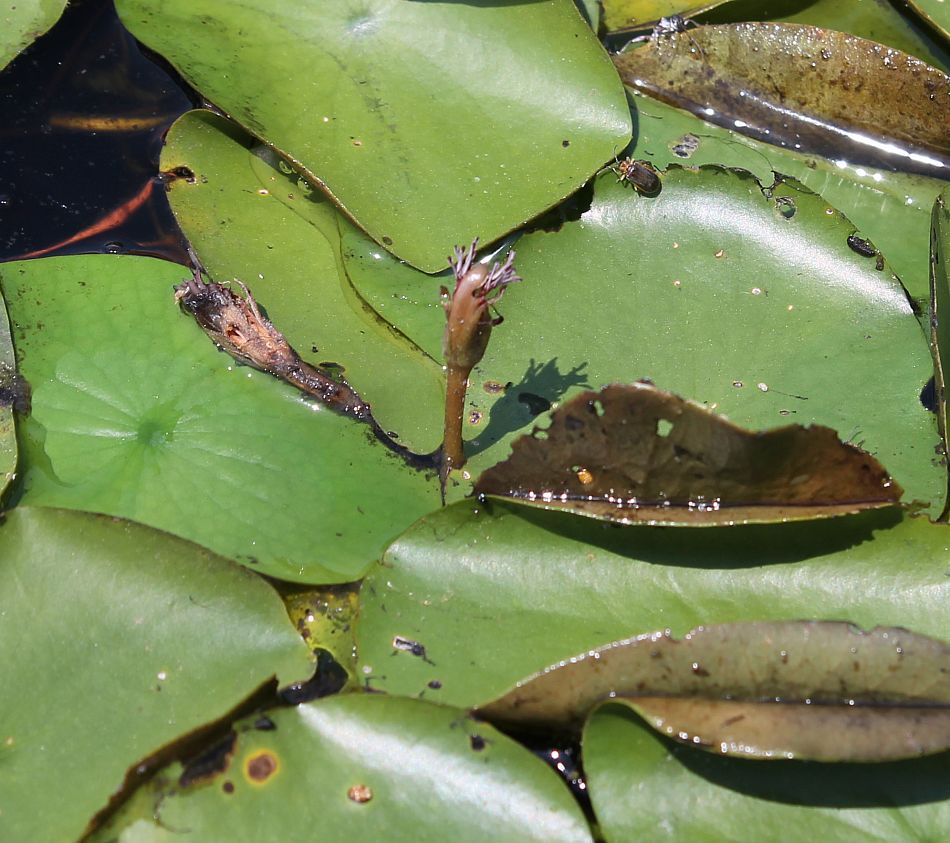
[613,157,661,194]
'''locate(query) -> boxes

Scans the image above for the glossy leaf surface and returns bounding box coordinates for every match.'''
[475,383,901,525]
[476,170,941,513]
[614,24,950,176]
[350,167,942,510]
[116,0,631,270]
[573,0,601,31]
[94,695,593,843]
[698,0,950,71]
[0,255,440,583]
[162,109,444,454]
[625,91,947,306]
[0,289,17,497]
[0,0,65,71]
[356,501,950,709]
[584,705,950,843]
[479,620,950,761]
[930,186,950,480]
[603,1,727,31]
[905,0,950,41]
[0,506,313,843]
[283,584,360,679]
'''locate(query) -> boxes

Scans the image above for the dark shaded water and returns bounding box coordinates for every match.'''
[0,0,194,263]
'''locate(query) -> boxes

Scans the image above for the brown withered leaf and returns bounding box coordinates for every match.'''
[473,383,901,525]
[613,23,950,176]
[475,621,950,762]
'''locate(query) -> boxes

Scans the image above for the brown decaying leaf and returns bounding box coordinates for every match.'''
[174,271,438,470]
[613,23,950,175]
[475,621,950,762]
[473,383,902,525]
[174,271,370,419]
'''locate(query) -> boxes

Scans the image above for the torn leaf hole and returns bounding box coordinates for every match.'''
[178,730,237,788]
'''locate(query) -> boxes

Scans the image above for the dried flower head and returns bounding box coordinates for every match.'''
[449,238,521,301]
[440,238,520,477]
[442,238,520,372]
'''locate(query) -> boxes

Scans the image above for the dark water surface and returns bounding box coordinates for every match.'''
[0,0,194,263]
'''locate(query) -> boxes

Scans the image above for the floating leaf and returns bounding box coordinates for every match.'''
[116,0,631,270]
[904,0,950,43]
[477,620,950,761]
[475,382,901,525]
[344,168,943,511]
[356,500,950,709]
[93,696,593,843]
[282,583,360,679]
[603,1,729,32]
[0,506,313,843]
[0,288,18,497]
[162,109,444,454]
[614,23,950,177]
[697,0,950,70]
[584,704,950,843]
[0,254,439,583]
[573,0,601,31]
[0,0,66,71]
[461,169,941,514]
[340,220,448,364]
[624,90,946,306]
[929,186,950,490]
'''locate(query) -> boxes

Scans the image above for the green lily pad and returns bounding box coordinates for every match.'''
[603,1,730,32]
[0,254,440,583]
[346,168,943,513]
[0,506,313,843]
[614,23,950,175]
[356,500,950,709]
[584,705,950,843]
[479,620,950,761]
[929,186,950,493]
[625,90,947,307]
[698,0,950,71]
[496,172,939,503]
[0,0,65,71]
[573,0,602,31]
[92,695,593,843]
[905,0,950,42]
[162,109,444,455]
[340,220,448,365]
[0,288,18,498]
[282,583,360,680]
[610,0,950,306]
[116,0,631,271]
[491,170,940,511]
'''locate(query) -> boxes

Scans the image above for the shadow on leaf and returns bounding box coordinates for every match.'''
[496,501,905,570]
[468,357,590,456]
[608,706,950,808]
